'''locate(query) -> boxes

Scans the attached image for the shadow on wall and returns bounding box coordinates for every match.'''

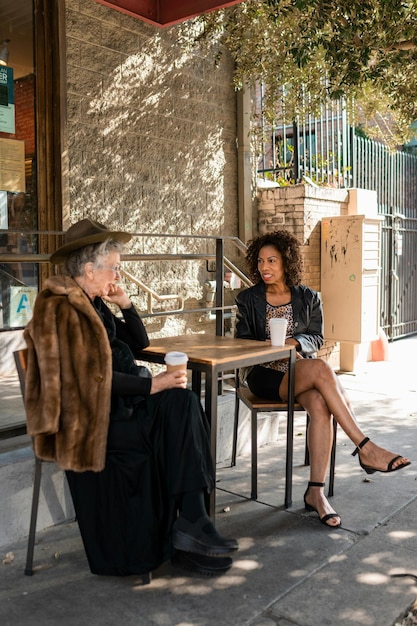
[66,5,240,334]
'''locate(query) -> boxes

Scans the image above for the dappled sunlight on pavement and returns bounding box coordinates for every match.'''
[1,337,417,625]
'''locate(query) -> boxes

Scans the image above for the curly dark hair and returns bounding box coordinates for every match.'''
[245,230,304,287]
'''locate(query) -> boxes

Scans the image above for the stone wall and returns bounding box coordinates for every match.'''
[64,0,239,335]
[257,184,349,291]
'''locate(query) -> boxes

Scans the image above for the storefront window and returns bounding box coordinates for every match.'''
[0,1,37,330]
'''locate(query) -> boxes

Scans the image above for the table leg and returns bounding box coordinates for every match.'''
[204,368,217,520]
[192,370,202,397]
[285,348,296,508]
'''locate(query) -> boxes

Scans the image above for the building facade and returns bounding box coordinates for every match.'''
[0,0,241,333]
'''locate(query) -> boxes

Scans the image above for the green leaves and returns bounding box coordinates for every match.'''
[190,0,417,145]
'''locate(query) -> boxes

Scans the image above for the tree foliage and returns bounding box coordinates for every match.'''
[190,0,417,146]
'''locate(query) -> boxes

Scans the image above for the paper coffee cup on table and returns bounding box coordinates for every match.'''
[164,351,188,372]
[269,318,288,347]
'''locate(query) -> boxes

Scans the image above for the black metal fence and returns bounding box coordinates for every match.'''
[255,87,351,188]
[256,93,417,339]
[354,140,417,339]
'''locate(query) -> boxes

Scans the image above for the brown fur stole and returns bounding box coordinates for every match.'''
[23,276,112,471]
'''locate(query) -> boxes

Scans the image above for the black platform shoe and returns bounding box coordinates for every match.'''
[171,550,233,576]
[172,516,238,557]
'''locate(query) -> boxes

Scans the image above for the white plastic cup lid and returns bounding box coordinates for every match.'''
[164,351,188,366]
[269,318,287,326]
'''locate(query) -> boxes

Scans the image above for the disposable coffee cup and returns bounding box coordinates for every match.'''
[269,318,288,347]
[164,351,188,372]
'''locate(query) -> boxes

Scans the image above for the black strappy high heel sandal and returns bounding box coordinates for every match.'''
[304,481,341,528]
[352,437,411,474]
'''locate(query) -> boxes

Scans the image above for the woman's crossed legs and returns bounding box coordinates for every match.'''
[279,358,410,527]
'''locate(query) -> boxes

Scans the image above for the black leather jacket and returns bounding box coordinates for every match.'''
[235,282,324,357]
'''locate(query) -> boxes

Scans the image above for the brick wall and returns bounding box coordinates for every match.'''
[64,0,238,334]
[2,74,35,157]
[257,184,349,291]
[256,184,350,367]
[15,76,35,157]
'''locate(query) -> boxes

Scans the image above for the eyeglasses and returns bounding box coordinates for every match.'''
[100,264,122,274]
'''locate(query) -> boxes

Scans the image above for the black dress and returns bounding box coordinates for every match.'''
[66,299,214,576]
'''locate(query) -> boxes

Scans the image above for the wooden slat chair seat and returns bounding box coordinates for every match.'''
[232,380,337,502]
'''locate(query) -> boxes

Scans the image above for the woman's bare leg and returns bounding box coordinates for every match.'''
[297,388,341,526]
[279,358,410,471]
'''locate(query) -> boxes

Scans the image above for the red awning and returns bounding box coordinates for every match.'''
[95,0,243,27]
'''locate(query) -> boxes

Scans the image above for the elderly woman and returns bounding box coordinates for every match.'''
[23,219,237,579]
[235,230,410,528]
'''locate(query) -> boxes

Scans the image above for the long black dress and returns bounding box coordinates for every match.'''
[66,299,214,576]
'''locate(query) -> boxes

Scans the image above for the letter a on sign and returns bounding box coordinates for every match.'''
[10,286,37,327]
[17,293,29,313]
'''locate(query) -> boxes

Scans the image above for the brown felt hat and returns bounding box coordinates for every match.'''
[50,218,132,264]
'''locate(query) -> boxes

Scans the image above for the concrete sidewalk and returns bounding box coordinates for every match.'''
[1,337,416,626]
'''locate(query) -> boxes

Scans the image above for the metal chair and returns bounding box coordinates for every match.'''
[13,348,152,584]
[232,372,337,503]
[13,348,43,576]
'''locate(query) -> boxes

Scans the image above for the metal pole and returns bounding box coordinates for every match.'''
[215,238,225,337]
[293,121,299,182]
[387,213,394,340]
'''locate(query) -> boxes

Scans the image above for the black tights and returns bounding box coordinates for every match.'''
[181,489,208,522]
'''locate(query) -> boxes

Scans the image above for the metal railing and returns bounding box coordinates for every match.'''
[256,85,350,188]
[0,231,251,439]
[353,139,417,339]
[255,87,417,340]
[0,230,250,328]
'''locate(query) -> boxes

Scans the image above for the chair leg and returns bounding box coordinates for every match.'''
[141,572,152,585]
[328,419,337,498]
[304,413,310,466]
[250,407,258,500]
[25,457,43,576]
[284,402,295,509]
[231,371,240,467]
[231,393,240,467]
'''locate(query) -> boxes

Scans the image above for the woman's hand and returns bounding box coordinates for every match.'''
[285,337,304,359]
[150,370,188,394]
[103,284,132,310]
[285,336,299,348]
[265,336,303,357]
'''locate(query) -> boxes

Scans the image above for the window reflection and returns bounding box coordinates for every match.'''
[0,1,37,331]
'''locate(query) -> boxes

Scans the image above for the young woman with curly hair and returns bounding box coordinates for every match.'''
[235,230,410,528]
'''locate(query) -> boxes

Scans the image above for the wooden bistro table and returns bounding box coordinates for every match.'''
[137,334,296,517]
